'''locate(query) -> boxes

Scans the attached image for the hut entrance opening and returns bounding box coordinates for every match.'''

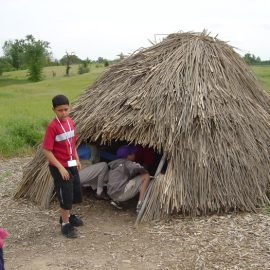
[77,140,167,176]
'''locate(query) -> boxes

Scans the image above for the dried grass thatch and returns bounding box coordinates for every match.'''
[14,31,270,222]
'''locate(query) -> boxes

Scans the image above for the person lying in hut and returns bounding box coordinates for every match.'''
[79,162,110,200]
[107,145,150,213]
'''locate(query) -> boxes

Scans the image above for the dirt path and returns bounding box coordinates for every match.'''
[1,157,270,270]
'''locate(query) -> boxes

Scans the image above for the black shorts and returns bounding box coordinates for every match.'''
[49,165,83,210]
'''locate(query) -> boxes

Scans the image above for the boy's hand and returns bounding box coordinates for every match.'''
[59,167,70,180]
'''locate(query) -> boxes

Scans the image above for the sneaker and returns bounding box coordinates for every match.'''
[59,214,84,227]
[95,192,110,201]
[61,223,77,238]
[110,201,123,210]
[69,214,84,226]
[136,201,143,213]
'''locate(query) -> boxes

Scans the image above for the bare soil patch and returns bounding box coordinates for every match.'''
[1,157,270,270]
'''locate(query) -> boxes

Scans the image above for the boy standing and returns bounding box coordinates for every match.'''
[43,95,83,238]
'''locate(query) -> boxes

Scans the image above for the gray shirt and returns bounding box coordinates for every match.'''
[107,159,147,200]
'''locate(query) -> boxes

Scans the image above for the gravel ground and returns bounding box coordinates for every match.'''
[1,157,270,270]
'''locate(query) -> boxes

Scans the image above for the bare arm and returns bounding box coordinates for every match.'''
[126,161,148,177]
[43,149,70,180]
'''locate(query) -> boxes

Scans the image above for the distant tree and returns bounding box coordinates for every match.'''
[78,61,90,74]
[117,52,125,60]
[59,53,82,65]
[84,57,92,65]
[97,57,104,63]
[243,53,261,65]
[59,52,82,76]
[2,39,25,70]
[23,35,50,81]
[0,57,14,75]
[45,52,58,66]
[64,52,73,76]
[96,57,110,67]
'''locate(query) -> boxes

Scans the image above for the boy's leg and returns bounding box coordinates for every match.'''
[49,165,74,210]
[0,248,4,270]
[68,167,83,226]
[114,173,149,212]
[96,162,109,194]
[49,165,77,238]
[116,175,144,202]
[60,208,70,224]
[71,167,83,204]
[79,162,108,191]
[136,173,150,213]
[138,173,150,201]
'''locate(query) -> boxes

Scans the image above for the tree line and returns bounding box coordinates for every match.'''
[243,53,270,65]
[1,35,269,81]
[0,35,111,81]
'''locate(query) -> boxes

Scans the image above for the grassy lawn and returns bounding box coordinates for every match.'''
[0,65,105,122]
[0,64,269,158]
[250,65,270,93]
[0,64,105,157]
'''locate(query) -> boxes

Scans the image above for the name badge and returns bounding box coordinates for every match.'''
[68,160,77,167]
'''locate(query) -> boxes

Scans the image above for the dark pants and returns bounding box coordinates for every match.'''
[0,248,4,270]
[49,165,83,210]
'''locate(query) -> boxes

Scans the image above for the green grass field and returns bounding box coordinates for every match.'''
[251,65,270,92]
[0,64,105,157]
[0,64,269,158]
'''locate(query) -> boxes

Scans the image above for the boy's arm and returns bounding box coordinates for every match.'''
[43,149,70,180]
[126,161,148,177]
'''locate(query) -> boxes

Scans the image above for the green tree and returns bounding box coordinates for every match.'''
[97,57,104,63]
[117,52,125,60]
[59,53,82,65]
[2,39,24,70]
[243,53,261,65]
[84,57,92,65]
[59,52,82,76]
[0,57,13,75]
[23,35,50,81]
[78,60,90,74]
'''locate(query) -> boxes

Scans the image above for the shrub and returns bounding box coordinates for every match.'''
[78,61,90,74]
[0,119,44,157]
[0,57,14,75]
[8,119,43,146]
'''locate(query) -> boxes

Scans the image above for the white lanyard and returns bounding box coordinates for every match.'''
[56,116,73,160]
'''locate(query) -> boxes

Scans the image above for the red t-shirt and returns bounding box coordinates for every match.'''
[43,117,77,167]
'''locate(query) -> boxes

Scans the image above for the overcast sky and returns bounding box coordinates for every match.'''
[1,0,269,60]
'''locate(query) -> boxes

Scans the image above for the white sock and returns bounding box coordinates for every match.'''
[62,222,69,226]
[97,187,103,196]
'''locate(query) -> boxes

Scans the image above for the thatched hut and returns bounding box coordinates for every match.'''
[15,31,270,223]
